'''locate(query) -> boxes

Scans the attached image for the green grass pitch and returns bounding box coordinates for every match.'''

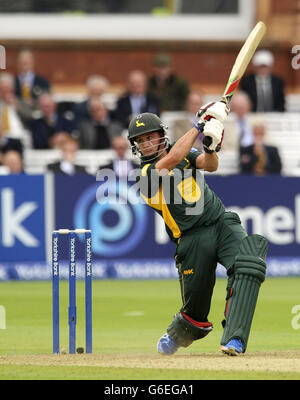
[0,277,299,380]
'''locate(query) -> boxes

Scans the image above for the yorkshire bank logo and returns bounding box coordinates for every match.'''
[0,46,6,69]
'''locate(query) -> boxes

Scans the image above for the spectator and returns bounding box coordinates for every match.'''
[1,150,24,174]
[74,74,109,122]
[240,123,282,175]
[113,70,160,129]
[0,72,32,143]
[0,120,23,166]
[15,49,50,106]
[173,91,204,150]
[240,50,285,112]
[47,137,88,175]
[76,98,122,149]
[227,91,255,151]
[98,135,139,178]
[30,93,75,149]
[148,52,189,111]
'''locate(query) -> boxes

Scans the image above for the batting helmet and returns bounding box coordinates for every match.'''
[128,113,169,162]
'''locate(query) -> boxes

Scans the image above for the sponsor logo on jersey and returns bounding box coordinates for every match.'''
[183,269,194,275]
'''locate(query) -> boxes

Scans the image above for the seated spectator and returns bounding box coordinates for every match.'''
[76,98,122,149]
[47,137,88,175]
[15,49,50,107]
[148,53,189,111]
[240,123,282,175]
[30,93,75,149]
[240,50,285,112]
[48,131,74,149]
[0,72,32,142]
[0,150,24,174]
[98,135,139,178]
[173,91,204,150]
[0,120,23,165]
[227,91,255,151]
[74,74,109,123]
[113,70,160,129]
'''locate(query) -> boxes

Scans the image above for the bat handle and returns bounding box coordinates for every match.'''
[222,95,232,107]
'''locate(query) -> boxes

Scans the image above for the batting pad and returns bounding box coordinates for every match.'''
[220,235,268,351]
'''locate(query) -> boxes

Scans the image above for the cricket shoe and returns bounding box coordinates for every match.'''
[220,338,244,356]
[157,334,179,355]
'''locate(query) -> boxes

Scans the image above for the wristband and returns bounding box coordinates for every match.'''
[194,122,204,133]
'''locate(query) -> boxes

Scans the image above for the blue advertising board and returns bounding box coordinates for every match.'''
[206,175,300,257]
[0,175,46,262]
[54,174,174,260]
[0,173,299,280]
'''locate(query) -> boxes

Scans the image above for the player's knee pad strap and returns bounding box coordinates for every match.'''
[221,234,268,350]
[167,313,213,348]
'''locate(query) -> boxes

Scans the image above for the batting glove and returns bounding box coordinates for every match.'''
[202,119,224,153]
[197,101,230,123]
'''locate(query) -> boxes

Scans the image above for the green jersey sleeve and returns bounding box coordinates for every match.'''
[186,148,203,168]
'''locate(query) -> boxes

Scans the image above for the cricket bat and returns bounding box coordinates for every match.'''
[222,21,267,105]
[201,21,266,149]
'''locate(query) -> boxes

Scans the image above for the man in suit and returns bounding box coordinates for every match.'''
[226,91,255,152]
[0,72,32,143]
[30,93,75,149]
[113,70,160,129]
[77,98,122,149]
[240,123,282,175]
[15,49,50,106]
[73,74,109,123]
[47,137,88,175]
[98,135,139,178]
[240,50,285,112]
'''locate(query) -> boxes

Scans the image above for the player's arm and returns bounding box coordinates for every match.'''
[155,101,227,174]
[156,126,200,174]
[156,114,224,174]
[195,152,219,172]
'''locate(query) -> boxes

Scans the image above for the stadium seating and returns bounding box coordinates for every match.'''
[22,92,300,176]
[24,149,116,175]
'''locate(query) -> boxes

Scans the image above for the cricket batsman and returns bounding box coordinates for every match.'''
[127,101,268,356]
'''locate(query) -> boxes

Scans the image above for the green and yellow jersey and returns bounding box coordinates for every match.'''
[138,147,225,242]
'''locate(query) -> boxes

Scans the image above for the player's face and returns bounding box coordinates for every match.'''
[135,132,163,157]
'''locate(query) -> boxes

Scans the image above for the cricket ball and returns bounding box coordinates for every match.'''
[76,347,84,354]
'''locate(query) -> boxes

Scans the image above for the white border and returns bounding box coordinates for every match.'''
[44,173,55,264]
[0,0,255,41]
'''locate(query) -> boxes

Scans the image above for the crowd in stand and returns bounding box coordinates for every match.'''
[0,48,285,176]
